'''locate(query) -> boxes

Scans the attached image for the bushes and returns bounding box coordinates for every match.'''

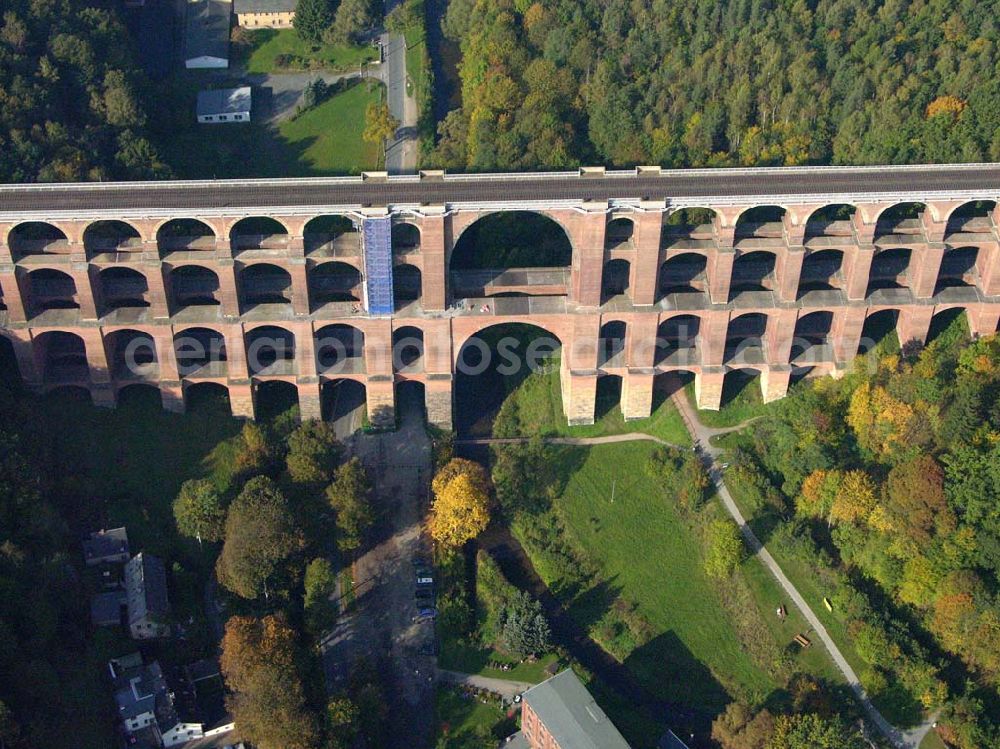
[704,519,745,579]
[646,446,710,511]
[475,551,550,658]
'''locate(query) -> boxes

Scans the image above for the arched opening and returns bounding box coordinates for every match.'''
[877,203,926,239]
[450,212,572,300]
[605,217,634,249]
[594,374,622,421]
[936,247,979,292]
[255,380,299,421]
[116,382,161,408]
[157,219,215,253]
[721,369,762,409]
[44,385,92,404]
[395,379,427,424]
[309,261,362,306]
[8,222,69,259]
[0,279,5,312]
[859,310,900,355]
[106,329,157,379]
[230,217,289,252]
[652,370,695,402]
[392,222,421,254]
[659,253,708,297]
[245,326,295,376]
[866,248,912,294]
[83,220,141,257]
[730,251,776,296]
[304,215,357,255]
[392,326,424,371]
[184,381,231,413]
[35,331,88,383]
[927,308,969,346]
[798,250,844,295]
[946,201,996,236]
[598,321,627,367]
[602,259,630,301]
[315,324,365,373]
[393,264,422,306]
[169,265,221,308]
[175,328,228,377]
[322,379,367,433]
[791,311,834,362]
[804,204,855,239]
[734,206,786,240]
[99,267,150,311]
[454,323,561,437]
[240,263,292,308]
[656,315,700,366]
[26,269,79,314]
[663,208,717,240]
[725,313,767,364]
[0,335,22,390]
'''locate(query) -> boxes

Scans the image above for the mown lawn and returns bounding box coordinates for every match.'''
[277,80,382,174]
[438,640,559,684]
[432,687,515,749]
[235,28,376,74]
[530,443,776,714]
[492,360,690,445]
[685,370,778,429]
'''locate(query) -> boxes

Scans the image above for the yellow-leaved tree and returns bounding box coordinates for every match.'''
[428,459,491,548]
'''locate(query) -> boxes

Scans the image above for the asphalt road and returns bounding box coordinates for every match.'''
[2,164,999,217]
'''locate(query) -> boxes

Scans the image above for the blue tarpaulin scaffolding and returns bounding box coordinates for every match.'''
[362,217,394,315]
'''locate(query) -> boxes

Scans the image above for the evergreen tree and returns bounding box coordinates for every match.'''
[294,0,334,44]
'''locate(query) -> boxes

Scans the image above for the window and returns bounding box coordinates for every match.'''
[219,115,228,121]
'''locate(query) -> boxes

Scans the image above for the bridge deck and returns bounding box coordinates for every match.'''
[1,164,999,217]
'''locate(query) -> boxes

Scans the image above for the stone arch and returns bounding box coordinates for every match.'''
[945,200,997,235]
[156,218,216,253]
[394,264,422,305]
[721,368,763,408]
[730,251,776,295]
[169,265,221,308]
[605,216,634,249]
[34,330,88,382]
[310,261,362,305]
[255,380,299,420]
[927,307,969,345]
[99,267,150,310]
[245,325,296,376]
[936,247,979,292]
[239,262,292,307]
[602,259,630,301]
[315,324,365,373]
[392,221,421,253]
[598,320,627,367]
[804,204,856,239]
[798,250,844,295]
[734,206,786,240]
[184,381,231,412]
[174,327,228,376]
[44,384,92,402]
[393,325,425,370]
[867,248,912,294]
[25,268,79,313]
[83,220,142,257]
[0,333,19,387]
[725,313,767,364]
[304,215,358,254]
[859,309,900,354]
[322,378,367,424]
[8,222,69,259]
[105,328,157,379]
[450,211,572,269]
[659,252,708,296]
[875,202,926,239]
[395,379,427,422]
[791,311,834,361]
[663,207,718,236]
[656,314,701,366]
[230,217,290,251]
[0,278,5,312]
[115,382,161,404]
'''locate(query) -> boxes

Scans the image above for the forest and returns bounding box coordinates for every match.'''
[721,318,1000,748]
[433,0,1000,170]
[0,0,165,182]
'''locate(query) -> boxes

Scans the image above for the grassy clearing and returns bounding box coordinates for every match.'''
[685,370,777,428]
[523,443,776,714]
[492,360,690,445]
[278,80,382,174]
[919,730,949,749]
[432,687,514,749]
[438,641,558,683]
[234,28,376,74]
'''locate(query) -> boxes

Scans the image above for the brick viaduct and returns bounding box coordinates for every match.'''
[1,164,999,429]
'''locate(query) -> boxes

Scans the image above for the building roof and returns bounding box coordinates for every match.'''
[499,732,530,749]
[233,0,295,13]
[83,527,129,563]
[91,590,127,626]
[659,730,693,749]
[522,670,631,749]
[125,553,171,625]
[197,87,252,117]
[186,0,231,62]
[113,659,171,722]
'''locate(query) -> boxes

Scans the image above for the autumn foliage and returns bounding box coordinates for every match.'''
[428,458,492,548]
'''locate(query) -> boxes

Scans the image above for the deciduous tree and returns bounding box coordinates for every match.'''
[325,457,373,553]
[173,478,226,544]
[429,462,491,548]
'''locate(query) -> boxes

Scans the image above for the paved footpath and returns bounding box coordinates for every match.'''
[437,669,535,700]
